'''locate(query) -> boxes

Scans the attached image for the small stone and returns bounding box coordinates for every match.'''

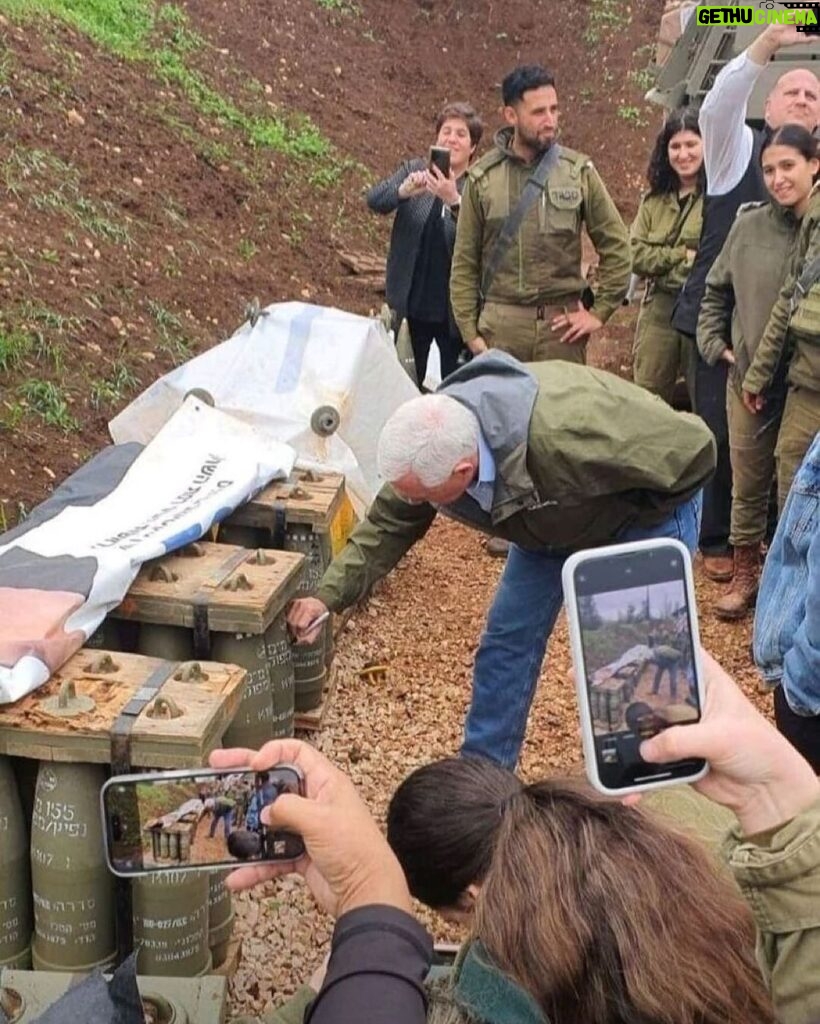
[132,176,143,187]
[66,108,85,127]
[110,315,123,330]
[334,66,342,76]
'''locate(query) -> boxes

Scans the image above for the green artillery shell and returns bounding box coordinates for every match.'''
[263,614,295,738]
[137,623,195,661]
[132,870,210,977]
[207,872,234,969]
[214,631,275,749]
[283,526,330,711]
[0,757,33,969]
[30,762,117,971]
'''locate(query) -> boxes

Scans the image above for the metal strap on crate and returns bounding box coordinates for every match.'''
[110,658,180,966]
[270,502,288,549]
[191,546,253,657]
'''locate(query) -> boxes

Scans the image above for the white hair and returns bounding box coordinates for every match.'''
[377,395,480,487]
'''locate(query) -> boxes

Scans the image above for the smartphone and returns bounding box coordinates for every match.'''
[562,538,707,795]
[100,765,306,877]
[428,145,451,177]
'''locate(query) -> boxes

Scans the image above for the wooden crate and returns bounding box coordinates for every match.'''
[0,648,246,767]
[223,471,346,534]
[113,541,305,635]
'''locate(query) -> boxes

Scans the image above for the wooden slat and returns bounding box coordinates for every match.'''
[224,473,345,533]
[112,541,305,634]
[0,649,246,767]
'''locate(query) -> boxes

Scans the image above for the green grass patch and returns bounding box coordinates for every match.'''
[89,361,141,409]
[147,299,191,363]
[4,146,135,245]
[0,325,33,372]
[0,0,335,161]
[18,379,78,432]
[583,0,630,46]
[314,0,360,12]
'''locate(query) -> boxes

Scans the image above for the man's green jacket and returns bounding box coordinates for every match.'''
[316,353,715,612]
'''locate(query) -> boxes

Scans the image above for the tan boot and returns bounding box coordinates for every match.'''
[714,544,761,621]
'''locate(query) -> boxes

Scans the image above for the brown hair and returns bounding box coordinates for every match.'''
[435,102,484,148]
[476,778,775,1024]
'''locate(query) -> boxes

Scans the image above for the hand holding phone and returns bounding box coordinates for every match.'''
[562,539,707,795]
[210,738,412,918]
[101,765,305,876]
[640,649,820,833]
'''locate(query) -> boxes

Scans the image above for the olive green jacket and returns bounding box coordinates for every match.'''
[449,128,630,343]
[722,796,820,1024]
[630,189,703,294]
[744,184,820,396]
[315,352,714,613]
[697,201,800,394]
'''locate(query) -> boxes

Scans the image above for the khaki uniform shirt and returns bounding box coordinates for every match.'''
[745,183,820,395]
[450,128,630,342]
[630,189,703,294]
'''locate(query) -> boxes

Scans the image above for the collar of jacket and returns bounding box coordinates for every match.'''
[438,351,541,523]
[451,941,546,1024]
[492,125,555,169]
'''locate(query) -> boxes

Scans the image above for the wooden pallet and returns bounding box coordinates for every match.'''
[113,541,305,635]
[294,663,338,732]
[224,472,345,533]
[0,648,246,767]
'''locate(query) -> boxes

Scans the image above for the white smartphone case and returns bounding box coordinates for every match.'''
[561,537,708,796]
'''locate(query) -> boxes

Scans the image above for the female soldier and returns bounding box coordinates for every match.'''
[630,108,705,404]
[697,124,818,620]
[743,127,820,513]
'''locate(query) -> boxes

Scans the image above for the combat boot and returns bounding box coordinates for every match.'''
[714,544,761,621]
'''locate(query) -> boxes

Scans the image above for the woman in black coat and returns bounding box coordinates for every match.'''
[367,102,483,384]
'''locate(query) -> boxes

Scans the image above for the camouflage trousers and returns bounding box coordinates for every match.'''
[776,385,820,511]
[477,299,587,365]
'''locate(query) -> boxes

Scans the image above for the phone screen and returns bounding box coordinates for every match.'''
[429,146,451,177]
[571,544,705,790]
[102,766,305,876]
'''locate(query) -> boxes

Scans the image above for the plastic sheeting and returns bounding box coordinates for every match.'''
[0,398,294,703]
[109,302,419,513]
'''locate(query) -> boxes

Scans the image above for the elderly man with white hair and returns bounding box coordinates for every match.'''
[288,351,715,767]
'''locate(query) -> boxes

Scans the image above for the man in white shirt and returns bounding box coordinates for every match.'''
[674,24,819,583]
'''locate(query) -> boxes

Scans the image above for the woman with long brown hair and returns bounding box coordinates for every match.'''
[389,762,775,1024]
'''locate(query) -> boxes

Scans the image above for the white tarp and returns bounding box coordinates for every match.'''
[0,399,294,703]
[109,302,419,513]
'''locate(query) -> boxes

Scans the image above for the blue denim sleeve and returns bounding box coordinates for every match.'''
[782,524,820,716]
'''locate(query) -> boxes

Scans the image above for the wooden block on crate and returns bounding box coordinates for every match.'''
[224,471,346,533]
[294,663,338,732]
[113,541,305,634]
[0,648,246,767]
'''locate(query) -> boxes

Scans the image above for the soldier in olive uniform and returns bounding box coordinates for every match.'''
[698,125,817,620]
[744,174,820,508]
[630,108,704,405]
[449,65,631,366]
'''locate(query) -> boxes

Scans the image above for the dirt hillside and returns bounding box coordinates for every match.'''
[0,0,664,522]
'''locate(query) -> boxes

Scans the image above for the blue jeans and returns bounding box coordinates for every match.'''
[462,492,703,768]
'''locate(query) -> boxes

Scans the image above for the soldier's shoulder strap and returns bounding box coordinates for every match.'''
[467,147,506,182]
[735,200,767,218]
[556,145,593,179]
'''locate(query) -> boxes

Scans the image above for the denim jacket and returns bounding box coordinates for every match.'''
[754,432,820,715]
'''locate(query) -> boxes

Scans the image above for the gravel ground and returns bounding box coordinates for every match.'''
[227,518,762,1019]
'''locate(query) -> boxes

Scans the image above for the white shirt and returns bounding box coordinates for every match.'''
[700,51,766,196]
